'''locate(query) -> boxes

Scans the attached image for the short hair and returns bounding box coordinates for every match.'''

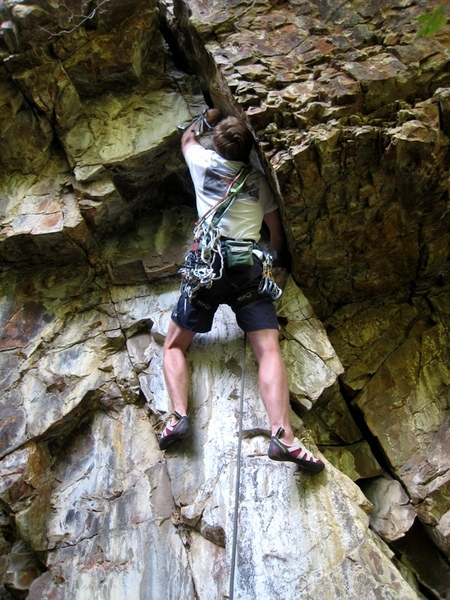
[213,116,253,163]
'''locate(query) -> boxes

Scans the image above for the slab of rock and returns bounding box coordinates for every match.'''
[360,475,417,543]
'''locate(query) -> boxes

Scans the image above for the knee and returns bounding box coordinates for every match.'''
[163,324,195,355]
[253,341,283,366]
[163,338,185,355]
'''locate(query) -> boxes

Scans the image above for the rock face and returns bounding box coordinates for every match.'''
[0,0,449,599]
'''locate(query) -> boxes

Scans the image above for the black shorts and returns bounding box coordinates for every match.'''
[171,253,279,333]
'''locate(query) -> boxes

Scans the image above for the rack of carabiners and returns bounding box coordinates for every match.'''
[179,223,224,301]
[179,234,282,303]
[257,252,283,300]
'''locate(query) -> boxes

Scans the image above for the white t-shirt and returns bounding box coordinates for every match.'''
[184,144,278,241]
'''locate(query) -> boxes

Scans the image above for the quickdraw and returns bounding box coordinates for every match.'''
[177,109,214,138]
[258,253,283,300]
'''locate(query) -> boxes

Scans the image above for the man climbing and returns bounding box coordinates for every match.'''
[160,108,324,473]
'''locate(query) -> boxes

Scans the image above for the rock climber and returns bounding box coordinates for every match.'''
[159,108,324,472]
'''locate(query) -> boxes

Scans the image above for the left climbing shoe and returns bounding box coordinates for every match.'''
[158,411,191,450]
[268,428,325,472]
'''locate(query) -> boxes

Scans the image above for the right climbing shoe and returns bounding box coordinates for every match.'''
[158,411,191,450]
[268,428,325,472]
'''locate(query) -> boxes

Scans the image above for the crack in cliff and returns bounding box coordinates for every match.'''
[103,283,152,407]
[40,0,110,39]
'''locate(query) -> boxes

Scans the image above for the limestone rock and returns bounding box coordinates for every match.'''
[0,73,54,174]
[0,0,449,597]
[360,475,417,543]
[277,276,344,410]
[353,315,450,556]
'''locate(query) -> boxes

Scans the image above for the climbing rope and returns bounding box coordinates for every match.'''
[229,332,247,600]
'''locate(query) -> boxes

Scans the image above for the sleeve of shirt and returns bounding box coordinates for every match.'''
[184,144,213,183]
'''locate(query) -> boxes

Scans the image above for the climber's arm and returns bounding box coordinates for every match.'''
[181,108,222,156]
[264,209,285,257]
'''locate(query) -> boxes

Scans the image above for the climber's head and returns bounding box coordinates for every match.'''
[213,117,253,163]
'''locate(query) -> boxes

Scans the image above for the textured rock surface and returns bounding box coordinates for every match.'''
[0,0,449,598]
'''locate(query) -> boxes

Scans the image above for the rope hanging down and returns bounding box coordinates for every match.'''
[228,333,247,600]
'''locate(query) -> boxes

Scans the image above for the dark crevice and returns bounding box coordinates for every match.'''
[159,13,193,76]
[338,378,450,599]
[0,482,47,598]
[338,378,395,476]
[390,520,450,600]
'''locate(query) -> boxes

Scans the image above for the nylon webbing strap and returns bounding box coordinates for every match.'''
[194,165,251,233]
[211,165,251,228]
[229,332,247,600]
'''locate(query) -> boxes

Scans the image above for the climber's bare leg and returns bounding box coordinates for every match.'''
[163,320,196,422]
[247,328,295,445]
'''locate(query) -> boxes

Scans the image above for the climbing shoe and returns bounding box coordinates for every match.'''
[158,411,191,450]
[268,428,325,472]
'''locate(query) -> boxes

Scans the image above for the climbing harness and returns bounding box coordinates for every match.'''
[229,332,247,600]
[179,164,252,301]
[179,167,283,303]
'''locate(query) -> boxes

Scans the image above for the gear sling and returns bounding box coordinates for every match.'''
[178,165,282,307]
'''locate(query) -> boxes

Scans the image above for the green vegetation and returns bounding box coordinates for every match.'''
[417,6,447,37]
